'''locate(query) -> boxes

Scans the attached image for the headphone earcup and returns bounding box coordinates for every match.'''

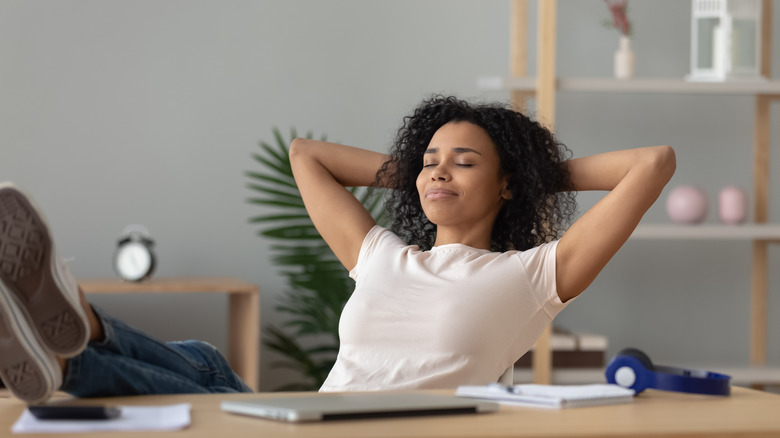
[606,348,656,394]
[616,348,654,370]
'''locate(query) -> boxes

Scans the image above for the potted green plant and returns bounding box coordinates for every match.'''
[246,128,386,390]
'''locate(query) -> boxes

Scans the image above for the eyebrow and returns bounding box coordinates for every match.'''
[424,147,482,155]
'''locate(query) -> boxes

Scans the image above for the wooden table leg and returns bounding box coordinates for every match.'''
[227,289,260,391]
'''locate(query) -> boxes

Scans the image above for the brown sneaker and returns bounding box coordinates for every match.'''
[0,183,90,357]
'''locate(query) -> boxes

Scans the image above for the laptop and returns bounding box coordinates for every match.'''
[220,392,498,422]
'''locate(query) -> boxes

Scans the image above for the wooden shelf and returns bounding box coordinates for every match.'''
[683,365,780,387]
[631,224,780,241]
[79,277,259,295]
[478,76,780,95]
[512,365,780,387]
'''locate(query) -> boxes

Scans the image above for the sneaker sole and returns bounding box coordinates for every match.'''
[0,185,89,357]
[0,291,60,405]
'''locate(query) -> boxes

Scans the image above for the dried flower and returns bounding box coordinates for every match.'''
[604,0,632,36]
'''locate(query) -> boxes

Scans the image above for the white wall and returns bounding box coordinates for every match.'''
[1,0,778,390]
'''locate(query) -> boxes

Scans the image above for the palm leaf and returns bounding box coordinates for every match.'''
[247,198,306,209]
[259,141,287,168]
[245,172,298,190]
[261,225,323,240]
[248,214,311,224]
[246,184,300,200]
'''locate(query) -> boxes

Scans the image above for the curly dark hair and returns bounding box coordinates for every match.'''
[375,95,577,252]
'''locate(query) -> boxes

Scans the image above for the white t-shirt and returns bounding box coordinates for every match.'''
[319,225,569,392]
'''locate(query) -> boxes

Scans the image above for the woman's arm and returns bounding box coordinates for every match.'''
[555,145,676,302]
[289,138,390,271]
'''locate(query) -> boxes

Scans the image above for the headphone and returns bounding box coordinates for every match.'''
[605,348,731,396]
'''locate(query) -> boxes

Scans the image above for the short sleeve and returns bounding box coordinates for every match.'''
[348,226,402,280]
[517,240,569,317]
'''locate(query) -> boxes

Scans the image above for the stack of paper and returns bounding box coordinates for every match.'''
[12,403,191,434]
[456,383,634,409]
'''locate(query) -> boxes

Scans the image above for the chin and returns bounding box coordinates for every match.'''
[420,207,446,226]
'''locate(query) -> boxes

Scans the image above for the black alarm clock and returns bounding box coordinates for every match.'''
[113,224,156,282]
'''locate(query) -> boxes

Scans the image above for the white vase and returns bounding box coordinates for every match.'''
[614,35,635,80]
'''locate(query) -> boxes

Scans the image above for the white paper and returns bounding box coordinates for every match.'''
[456,384,634,409]
[12,403,191,434]
[515,384,635,399]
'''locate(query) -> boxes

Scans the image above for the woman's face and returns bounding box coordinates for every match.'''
[416,121,509,236]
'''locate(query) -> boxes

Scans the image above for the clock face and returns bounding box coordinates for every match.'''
[115,241,152,281]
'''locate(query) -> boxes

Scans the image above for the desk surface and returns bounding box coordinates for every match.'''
[2,387,780,438]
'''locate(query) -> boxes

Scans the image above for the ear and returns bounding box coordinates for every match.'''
[500,175,512,200]
[501,186,513,200]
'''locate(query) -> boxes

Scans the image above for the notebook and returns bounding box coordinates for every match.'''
[456,383,635,409]
[221,392,499,422]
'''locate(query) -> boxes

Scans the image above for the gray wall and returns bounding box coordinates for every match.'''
[1,0,778,390]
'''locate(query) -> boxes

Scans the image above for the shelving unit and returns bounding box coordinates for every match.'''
[511,365,780,387]
[631,224,780,240]
[487,0,780,386]
[478,76,780,95]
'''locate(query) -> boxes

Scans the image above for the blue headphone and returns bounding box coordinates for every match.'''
[605,348,731,396]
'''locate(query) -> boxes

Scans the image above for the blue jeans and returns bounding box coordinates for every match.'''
[60,306,253,397]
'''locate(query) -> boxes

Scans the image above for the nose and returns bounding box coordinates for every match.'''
[430,165,450,182]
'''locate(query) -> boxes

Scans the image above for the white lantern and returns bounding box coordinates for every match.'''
[687,0,764,82]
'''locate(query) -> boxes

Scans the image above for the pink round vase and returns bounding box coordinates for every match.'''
[666,186,709,224]
[719,186,748,225]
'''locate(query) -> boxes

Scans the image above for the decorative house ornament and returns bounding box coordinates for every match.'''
[687,0,764,82]
[719,186,748,224]
[603,1,634,80]
[614,35,635,80]
[667,185,709,224]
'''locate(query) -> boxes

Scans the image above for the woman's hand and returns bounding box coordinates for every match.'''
[555,145,676,302]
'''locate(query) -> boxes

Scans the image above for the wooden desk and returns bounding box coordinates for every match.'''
[79,277,260,391]
[2,387,779,437]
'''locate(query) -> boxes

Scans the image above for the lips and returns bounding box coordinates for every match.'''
[425,188,457,199]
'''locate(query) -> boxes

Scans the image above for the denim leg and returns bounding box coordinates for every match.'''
[61,306,253,397]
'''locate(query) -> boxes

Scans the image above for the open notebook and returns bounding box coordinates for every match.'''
[456,383,634,409]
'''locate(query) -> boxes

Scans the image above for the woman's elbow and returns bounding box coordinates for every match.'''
[648,145,676,181]
[289,137,314,165]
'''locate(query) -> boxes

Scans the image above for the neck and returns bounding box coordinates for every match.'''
[433,225,493,250]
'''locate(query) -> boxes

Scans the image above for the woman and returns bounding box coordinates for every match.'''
[0,95,674,404]
[289,95,675,391]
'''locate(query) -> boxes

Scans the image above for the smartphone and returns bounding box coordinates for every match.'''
[28,405,122,420]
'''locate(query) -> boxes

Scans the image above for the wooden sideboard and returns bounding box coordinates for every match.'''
[79,277,260,391]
